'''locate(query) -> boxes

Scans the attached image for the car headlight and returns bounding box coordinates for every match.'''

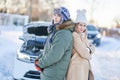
[96,33,101,38]
[17,50,30,63]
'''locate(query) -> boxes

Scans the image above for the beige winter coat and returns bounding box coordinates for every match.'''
[66,31,95,80]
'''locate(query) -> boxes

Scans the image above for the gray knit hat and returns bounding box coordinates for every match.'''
[74,9,88,24]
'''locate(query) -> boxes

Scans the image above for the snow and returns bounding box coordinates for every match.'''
[0,26,120,80]
[0,26,23,80]
[91,37,120,80]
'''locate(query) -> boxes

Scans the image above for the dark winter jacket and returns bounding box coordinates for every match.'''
[37,20,74,80]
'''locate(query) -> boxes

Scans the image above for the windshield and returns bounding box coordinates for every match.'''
[87,25,97,31]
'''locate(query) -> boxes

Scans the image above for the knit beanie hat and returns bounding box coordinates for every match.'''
[74,9,88,24]
[53,7,70,24]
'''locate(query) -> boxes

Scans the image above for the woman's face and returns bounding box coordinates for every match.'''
[76,22,87,33]
[53,14,61,24]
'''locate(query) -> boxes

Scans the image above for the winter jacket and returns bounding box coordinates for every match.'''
[66,31,95,80]
[37,20,74,80]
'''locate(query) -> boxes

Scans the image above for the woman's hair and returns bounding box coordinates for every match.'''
[74,23,79,32]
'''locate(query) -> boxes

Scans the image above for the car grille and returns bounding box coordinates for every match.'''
[24,70,40,79]
[30,56,37,63]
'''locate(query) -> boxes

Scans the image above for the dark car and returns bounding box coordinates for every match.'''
[87,25,102,46]
[13,21,51,80]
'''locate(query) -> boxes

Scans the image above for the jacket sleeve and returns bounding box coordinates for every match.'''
[38,30,71,68]
[73,32,91,60]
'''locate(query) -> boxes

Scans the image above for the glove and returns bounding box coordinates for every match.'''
[35,59,43,71]
[86,47,90,53]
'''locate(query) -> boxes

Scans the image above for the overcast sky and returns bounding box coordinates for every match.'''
[64,0,120,27]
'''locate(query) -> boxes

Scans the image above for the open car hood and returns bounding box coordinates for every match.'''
[20,21,51,41]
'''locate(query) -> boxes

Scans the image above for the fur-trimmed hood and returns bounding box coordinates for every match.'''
[56,20,74,32]
[47,20,74,43]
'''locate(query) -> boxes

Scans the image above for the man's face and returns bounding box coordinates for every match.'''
[53,14,61,24]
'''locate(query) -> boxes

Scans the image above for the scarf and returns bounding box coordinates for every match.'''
[47,24,58,43]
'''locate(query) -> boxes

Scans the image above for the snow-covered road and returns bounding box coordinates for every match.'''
[0,27,120,80]
[91,37,120,80]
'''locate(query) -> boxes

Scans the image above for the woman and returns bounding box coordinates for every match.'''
[66,9,95,80]
[35,7,74,80]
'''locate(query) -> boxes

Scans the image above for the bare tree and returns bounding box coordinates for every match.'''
[44,0,64,9]
[0,0,64,21]
[28,0,32,22]
[86,0,104,25]
[113,16,120,28]
[37,0,64,21]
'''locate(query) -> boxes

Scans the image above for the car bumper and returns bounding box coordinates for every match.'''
[89,38,101,44]
[13,57,40,80]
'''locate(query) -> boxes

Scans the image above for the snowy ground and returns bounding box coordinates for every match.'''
[0,26,120,80]
[91,37,120,80]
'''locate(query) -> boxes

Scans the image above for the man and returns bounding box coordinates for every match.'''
[35,7,74,80]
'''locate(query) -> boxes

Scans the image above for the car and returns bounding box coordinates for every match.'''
[13,21,51,80]
[87,24,102,46]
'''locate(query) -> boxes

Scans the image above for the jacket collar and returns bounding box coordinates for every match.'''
[56,20,74,31]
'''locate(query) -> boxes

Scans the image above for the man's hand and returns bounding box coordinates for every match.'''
[35,59,43,71]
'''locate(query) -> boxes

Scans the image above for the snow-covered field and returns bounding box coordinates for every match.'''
[0,26,120,80]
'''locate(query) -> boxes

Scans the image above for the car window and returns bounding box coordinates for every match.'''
[87,25,97,31]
